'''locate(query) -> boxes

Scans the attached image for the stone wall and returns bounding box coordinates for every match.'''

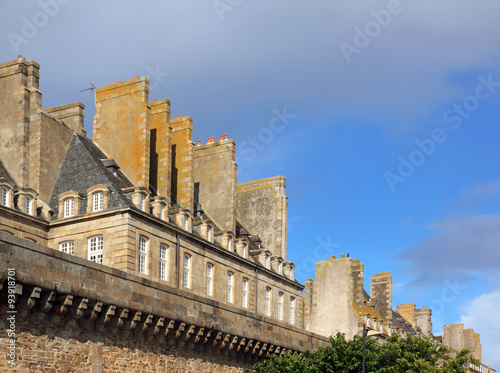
[93,77,151,188]
[194,138,237,234]
[236,177,287,260]
[0,233,329,372]
[370,272,393,323]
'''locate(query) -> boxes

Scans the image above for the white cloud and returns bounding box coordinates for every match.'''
[460,290,500,369]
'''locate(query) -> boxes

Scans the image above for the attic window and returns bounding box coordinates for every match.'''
[1,187,9,207]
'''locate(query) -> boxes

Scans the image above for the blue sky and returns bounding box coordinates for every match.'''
[1,0,500,367]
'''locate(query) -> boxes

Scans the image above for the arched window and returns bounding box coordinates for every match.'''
[183,253,191,288]
[59,241,74,255]
[278,292,284,320]
[138,236,148,274]
[206,263,213,296]
[88,235,103,264]
[64,198,74,217]
[159,244,168,280]
[226,271,234,303]
[25,195,33,215]
[1,186,9,207]
[93,192,103,211]
[242,277,248,308]
[265,287,271,316]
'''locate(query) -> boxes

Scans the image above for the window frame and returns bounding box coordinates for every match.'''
[242,277,248,308]
[265,287,271,316]
[59,241,74,255]
[88,235,103,264]
[1,186,9,207]
[138,235,148,274]
[159,244,168,280]
[183,253,191,288]
[290,296,295,324]
[64,197,74,218]
[206,263,214,296]
[226,271,234,303]
[25,195,33,215]
[93,191,104,212]
[278,291,284,321]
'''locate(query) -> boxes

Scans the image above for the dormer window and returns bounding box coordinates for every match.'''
[228,238,233,252]
[265,256,271,269]
[64,198,74,217]
[25,195,33,214]
[278,262,283,275]
[86,185,111,213]
[1,187,9,207]
[183,215,188,230]
[160,203,165,220]
[140,193,146,211]
[93,192,103,211]
[207,225,212,241]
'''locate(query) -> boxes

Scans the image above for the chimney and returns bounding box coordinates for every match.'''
[149,99,171,198]
[93,76,151,187]
[370,272,393,322]
[170,116,194,211]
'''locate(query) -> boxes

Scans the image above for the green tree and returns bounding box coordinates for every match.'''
[246,333,480,373]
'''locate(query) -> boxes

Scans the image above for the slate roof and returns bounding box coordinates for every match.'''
[392,310,419,335]
[48,134,134,219]
[0,160,17,187]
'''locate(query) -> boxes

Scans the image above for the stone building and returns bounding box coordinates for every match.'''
[304,254,495,372]
[0,56,495,372]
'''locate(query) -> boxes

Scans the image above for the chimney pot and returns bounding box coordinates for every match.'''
[225,134,228,140]
[220,135,223,141]
[212,136,215,143]
[197,140,201,146]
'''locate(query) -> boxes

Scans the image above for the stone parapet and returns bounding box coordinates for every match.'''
[0,233,329,371]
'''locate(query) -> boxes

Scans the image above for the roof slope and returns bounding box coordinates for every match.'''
[48,134,134,219]
[0,160,18,187]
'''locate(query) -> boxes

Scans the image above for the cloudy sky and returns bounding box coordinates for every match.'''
[1,0,500,367]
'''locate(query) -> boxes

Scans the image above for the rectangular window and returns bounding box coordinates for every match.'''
[160,204,165,220]
[183,216,188,230]
[64,198,74,217]
[206,263,213,296]
[290,297,295,324]
[227,271,233,303]
[59,241,74,255]
[207,226,212,241]
[88,235,103,264]
[227,238,233,252]
[242,277,248,308]
[242,244,247,258]
[138,236,148,274]
[25,195,32,214]
[183,254,191,288]
[159,244,168,280]
[140,193,146,211]
[93,192,103,211]
[265,287,271,316]
[1,187,8,207]
[278,292,284,321]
